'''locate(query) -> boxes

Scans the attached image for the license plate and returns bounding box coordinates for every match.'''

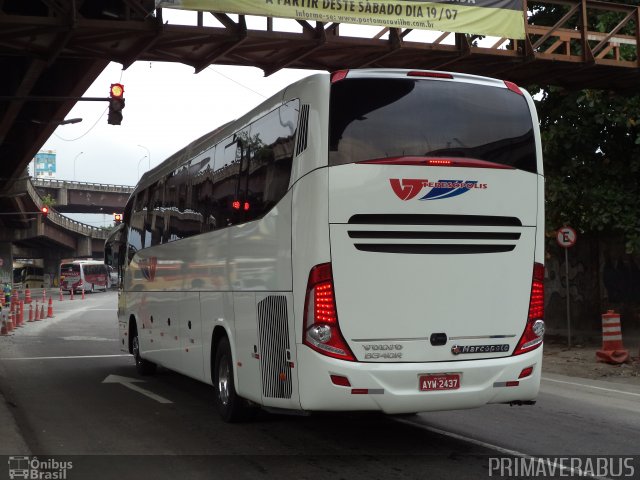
[419,374,460,391]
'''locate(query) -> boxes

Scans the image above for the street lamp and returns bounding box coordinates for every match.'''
[137,155,148,180]
[73,151,84,181]
[137,144,151,171]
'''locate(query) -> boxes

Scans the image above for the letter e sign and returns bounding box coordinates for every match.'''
[556,226,577,248]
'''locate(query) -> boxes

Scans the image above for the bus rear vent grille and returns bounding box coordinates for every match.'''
[295,104,310,156]
[257,295,292,399]
[347,215,522,255]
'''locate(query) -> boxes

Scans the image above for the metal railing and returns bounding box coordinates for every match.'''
[32,178,135,194]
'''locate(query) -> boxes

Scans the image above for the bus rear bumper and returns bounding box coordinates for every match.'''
[296,346,542,414]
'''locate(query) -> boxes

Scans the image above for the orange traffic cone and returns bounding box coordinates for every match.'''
[18,300,24,327]
[28,304,33,322]
[47,297,53,318]
[7,311,14,331]
[25,288,32,304]
[59,288,63,301]
[40,304,45,320]
[596,310,629,364]
[34,302,40,321]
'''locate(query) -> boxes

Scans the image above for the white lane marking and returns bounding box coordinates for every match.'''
[395,418,612,480]
[542,377,640,398]
[1,354,130,360]
[60,336,117,342]
[102,374,173,404]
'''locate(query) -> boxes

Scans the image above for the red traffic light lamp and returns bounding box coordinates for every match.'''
[113,213,122,225]
[108,83,125,125]
[41,206,49,217]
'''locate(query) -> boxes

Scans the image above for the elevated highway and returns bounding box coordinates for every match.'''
[0,176,111,285]
[32,179,134,214]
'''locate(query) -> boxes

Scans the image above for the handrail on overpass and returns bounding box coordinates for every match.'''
[522,0,638,66]
[32,178,135,194]
[143,0,640,89]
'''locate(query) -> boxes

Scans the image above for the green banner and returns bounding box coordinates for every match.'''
[155,0,525,39]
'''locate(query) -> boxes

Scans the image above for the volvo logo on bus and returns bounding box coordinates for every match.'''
[390,179,487,201]
[362,343,403,360]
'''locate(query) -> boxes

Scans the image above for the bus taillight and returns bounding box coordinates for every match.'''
[407,71,453,79]
[303,263,355,361]
[513,263,545,355]
[331,70,349,83]
[504,80,524,96]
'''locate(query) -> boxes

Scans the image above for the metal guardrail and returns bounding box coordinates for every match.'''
[26,179,111,240]
[32,178,135,194]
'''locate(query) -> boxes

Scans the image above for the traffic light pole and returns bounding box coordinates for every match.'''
[0,96,110,101]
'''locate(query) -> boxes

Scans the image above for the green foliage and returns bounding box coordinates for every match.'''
[534,87,640,253]
[41,193,56,208]
[528,0,640,252]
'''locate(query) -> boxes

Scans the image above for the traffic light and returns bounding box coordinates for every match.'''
[108,83,125,125]
[41,206,49,218]
[113,213,122,225]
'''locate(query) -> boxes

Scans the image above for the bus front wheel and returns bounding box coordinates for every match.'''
[213,338,253,422]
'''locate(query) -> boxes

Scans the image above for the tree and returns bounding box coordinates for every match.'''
[529,0,640,252]
[41,193,56,208]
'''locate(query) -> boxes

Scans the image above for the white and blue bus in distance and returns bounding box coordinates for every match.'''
[110,69,545,422]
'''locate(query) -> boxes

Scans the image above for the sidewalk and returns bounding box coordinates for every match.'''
[542,338,640,386]
[0,361,30,455]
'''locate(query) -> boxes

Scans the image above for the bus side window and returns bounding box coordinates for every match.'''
[245,101,298,221]
[214,135,244,228]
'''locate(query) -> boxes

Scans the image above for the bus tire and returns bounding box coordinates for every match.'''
[132,323,156,376]
[213,337,252,422]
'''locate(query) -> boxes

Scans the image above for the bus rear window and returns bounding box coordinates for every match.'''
[329,78,537,173]
[60,264,80,274]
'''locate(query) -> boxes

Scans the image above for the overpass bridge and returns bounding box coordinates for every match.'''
[0,176,111,285]
[32,179,134,214]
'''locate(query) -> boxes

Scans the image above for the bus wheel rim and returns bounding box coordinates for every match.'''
[133,336,139,361]
[218,357,230,406]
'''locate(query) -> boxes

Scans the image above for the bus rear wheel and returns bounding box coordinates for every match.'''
[132,324,156,376]
[213,337,253,422]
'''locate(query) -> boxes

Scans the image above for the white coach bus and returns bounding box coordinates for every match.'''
[111,69,545,422]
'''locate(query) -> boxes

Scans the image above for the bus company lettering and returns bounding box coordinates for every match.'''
[390,178,488,201]
[451,344,510,355]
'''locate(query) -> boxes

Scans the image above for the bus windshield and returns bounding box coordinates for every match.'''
[329,78,537,173]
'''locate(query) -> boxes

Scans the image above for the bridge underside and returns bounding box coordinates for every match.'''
[0,0,638,231]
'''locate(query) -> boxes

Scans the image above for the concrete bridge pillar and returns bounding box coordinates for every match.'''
[44,255,63,288]
[0,242,13,284]
[76,236,92,257]
[56,187,68,206]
